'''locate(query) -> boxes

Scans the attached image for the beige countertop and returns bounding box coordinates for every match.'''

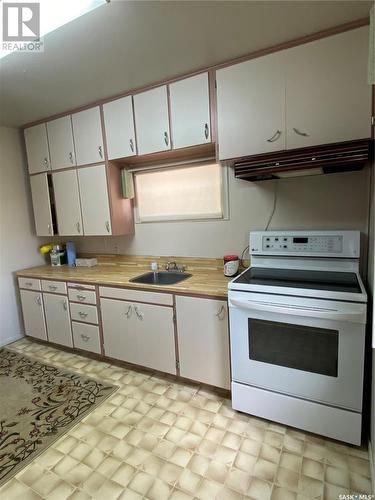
[16,255,236,299]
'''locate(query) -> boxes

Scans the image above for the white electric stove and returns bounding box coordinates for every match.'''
[228,230,367,445]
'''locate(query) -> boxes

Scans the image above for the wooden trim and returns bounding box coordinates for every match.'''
[208,69,217,146]
[166,84,174,150]
[95,284,105,356]
[172,295,180,376]
[22,18,369,129]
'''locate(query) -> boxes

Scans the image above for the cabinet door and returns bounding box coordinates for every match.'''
[285,27,371,149]
[133,303,176,374]
[216,51,286,160]
[103,96,136,159]
[176,296,230,389]
[169,73,211,149]
[72,107,104,165]
[43,293,73,347]
[133,86,171,155]
[30,173,54,236]
[24,123,50,174]
[77,164,112,235]
[47,115,76,170]
[101,298,138,364]
[20,290,47,340]
[52,170,83,236]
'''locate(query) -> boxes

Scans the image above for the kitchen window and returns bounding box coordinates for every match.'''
[134,162,227,223]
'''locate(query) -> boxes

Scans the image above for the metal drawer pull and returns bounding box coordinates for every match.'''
[130,138,134,152]
[48,285,58,291]
[215,305,226,320]
[267,130,282,142]
[98,145,103,158]
[69,152,74,163]
[35,295,41,306]
[25,282,33,287]
[164,131,169,146]
[81,334,90,342]
[204,123,209,140]
[105,221,110,233]
[293,127,310,137]
[78,311,88,318]
[125,305,132,318]
[63,300,67,311]
[76,294,86,301]
[134,306,143,320]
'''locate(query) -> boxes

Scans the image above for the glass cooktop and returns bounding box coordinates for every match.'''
[233,267,361,293]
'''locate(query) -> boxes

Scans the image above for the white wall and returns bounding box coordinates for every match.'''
[0,127,43,346]
[75,166,371,261]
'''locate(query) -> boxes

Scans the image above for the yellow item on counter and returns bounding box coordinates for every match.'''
[39,244,53,255]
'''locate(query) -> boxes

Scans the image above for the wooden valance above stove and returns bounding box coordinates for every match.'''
[232,139,372,182]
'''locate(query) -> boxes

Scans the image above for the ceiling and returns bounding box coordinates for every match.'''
[0,0,372,128]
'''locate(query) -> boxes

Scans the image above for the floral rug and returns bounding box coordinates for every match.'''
[0,348,117,486]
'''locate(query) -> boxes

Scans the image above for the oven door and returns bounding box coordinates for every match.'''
[228,291,366,411]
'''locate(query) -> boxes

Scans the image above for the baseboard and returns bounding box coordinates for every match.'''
[0,333,24,347]
[369,439,375,494]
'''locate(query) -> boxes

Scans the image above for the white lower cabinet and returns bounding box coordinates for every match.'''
[43,293,73,347]
[20,290,47,340]
[175,296,230,389]
[101,298,176,374]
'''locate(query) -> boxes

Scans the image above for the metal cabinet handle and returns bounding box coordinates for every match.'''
[78,311,88,318]
[69,152,74,164]
[164,131,169,146]
[134,306,143,320]
[76,221,81,233]
[43,157,49,169]
[105,221,110,233]
[129,138,134,153]
[125,305,132,318]
[98,145,103,158]
[48,285,57,291]
[63,300,67,311]
[267,130,282,143]
[76,294,86,301]
[293,127,310,137]
[215,305,226,321]
[35,295,41,306]
[47,223,52,235]
[204,123,209,140]
[81,334,90,342]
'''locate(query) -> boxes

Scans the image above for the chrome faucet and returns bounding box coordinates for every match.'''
[166,261,186,272]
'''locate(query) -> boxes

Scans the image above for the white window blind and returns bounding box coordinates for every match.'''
[134,163,224,222]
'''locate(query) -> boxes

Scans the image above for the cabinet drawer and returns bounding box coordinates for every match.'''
[18,277,41,291]
[68,288,97,304]
[70,303,98,324]
[42,280,67,294]
[99,286,173,306]
[68,282,96,290]
[72,322,101,354]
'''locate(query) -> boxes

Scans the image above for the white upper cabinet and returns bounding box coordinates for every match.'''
[30,173,54,236]
[217,51,286,160]
[169,73,211,149]
[103,96,136,159]
[78,164,112,235]
[285,26,371,149]
[72,107,104,165]
[52,170,83,236]
[133,86,171,155]
[47,115,76,170]
[24,123,50,174]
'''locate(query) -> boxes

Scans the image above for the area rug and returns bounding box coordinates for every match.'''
[0,348,117,486]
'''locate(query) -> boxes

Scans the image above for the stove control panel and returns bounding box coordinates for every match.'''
[261,235,343,253]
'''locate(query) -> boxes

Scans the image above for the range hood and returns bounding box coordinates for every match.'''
[232,139,372,182]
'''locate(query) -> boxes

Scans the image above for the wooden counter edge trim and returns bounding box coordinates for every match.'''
[22,17,369,129]
[16,273,229,299]
[22,337,231,399]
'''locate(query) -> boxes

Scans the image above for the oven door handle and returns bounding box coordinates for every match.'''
[229,298,365,323]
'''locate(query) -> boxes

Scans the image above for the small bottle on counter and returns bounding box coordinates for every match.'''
[224,255,239,277]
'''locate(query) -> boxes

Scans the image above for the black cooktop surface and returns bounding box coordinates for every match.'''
[233,267,361,293]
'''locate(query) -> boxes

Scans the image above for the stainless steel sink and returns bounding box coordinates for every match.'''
[130,271,192,286]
